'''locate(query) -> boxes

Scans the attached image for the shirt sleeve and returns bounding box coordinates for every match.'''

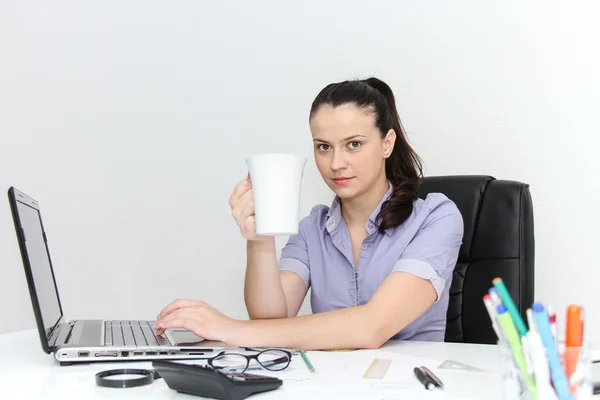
[392,196,464,303]
[279,208,319,290]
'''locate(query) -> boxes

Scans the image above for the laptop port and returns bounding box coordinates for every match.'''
[121,351,129,357]
[159,351,167,355]
[78,351,90,357]
[133,352,143,356]
[145,351,157,356]
[95,352,118,357]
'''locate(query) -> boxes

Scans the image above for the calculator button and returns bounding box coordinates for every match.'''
[243,373,265,379]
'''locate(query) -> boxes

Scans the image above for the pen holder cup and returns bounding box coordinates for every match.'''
[498,340,593,400]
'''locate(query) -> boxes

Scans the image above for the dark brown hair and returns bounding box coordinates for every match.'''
[309,77,423,232]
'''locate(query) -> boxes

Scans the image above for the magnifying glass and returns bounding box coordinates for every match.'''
[95,368,162,388]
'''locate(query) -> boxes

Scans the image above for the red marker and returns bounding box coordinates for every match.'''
[548,306,557,342]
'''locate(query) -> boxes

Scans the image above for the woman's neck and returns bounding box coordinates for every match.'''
[341,178,390,229]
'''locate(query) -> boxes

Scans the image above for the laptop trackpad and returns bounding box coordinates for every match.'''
[170,329,206,345]
[169,328,226,347]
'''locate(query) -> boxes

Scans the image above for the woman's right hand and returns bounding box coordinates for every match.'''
[229,174,262,241]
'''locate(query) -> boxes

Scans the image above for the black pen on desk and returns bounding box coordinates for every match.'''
[421,366,444,389]
[414,366,444,390]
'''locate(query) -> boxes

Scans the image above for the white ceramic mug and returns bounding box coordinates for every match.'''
[245,153,307,236]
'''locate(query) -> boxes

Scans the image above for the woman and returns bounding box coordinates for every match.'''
[154,77,464,350]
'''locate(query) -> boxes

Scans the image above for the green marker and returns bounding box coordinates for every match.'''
[493,277,527,336]
[497,304,537,397]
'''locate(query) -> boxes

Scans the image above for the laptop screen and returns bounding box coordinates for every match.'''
[14,198,62,338]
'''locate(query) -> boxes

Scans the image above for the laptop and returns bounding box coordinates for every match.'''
[8,187,227,365]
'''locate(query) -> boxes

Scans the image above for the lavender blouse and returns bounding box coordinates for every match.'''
[279,185,463,341]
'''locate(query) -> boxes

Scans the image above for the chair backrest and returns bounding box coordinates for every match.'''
[419,175,535,344]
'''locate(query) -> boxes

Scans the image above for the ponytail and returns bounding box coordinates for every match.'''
[362,78,423,232]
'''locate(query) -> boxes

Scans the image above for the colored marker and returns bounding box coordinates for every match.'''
[483,294,504,342]
[565,305,583,393]
[549,305,558,346]
[492,278,527,337]
[496,304,537,398]
[489,287,503,308]
[526,308,557,400]
[520,334,534,377]
[533,302,574,400]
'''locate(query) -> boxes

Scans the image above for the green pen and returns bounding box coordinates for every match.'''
[299,350,315,373]
[497,304,537,397]
[493,277,528,337]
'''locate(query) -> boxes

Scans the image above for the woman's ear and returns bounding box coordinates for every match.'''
[382,129,396,159]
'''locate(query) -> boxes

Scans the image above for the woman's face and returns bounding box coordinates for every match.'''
[310,103,396,200]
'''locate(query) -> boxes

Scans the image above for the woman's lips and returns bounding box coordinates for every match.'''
[332,177,353,185]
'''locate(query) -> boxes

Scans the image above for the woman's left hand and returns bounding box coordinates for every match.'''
[153,299,242,345]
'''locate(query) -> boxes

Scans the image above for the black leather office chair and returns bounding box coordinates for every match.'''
[419,175,535,344]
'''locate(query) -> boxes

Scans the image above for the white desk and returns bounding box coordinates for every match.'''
[0,329,594,399]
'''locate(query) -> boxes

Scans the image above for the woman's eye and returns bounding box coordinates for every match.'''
[317,144,330,151]
[348,141,361,149]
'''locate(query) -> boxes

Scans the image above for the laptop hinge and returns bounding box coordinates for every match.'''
[49,321,73,347]
[47,317,64,345]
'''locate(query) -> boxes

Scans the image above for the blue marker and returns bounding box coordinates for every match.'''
[533,302,573,400]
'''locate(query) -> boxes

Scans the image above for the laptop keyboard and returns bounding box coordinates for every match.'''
[104,320,171,347]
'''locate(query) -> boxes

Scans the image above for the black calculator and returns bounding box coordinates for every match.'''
[152,360,283,400]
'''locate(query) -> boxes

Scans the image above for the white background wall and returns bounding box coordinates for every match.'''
[0,1,598,342]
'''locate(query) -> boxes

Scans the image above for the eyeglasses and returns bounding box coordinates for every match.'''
[206,349,292,373]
